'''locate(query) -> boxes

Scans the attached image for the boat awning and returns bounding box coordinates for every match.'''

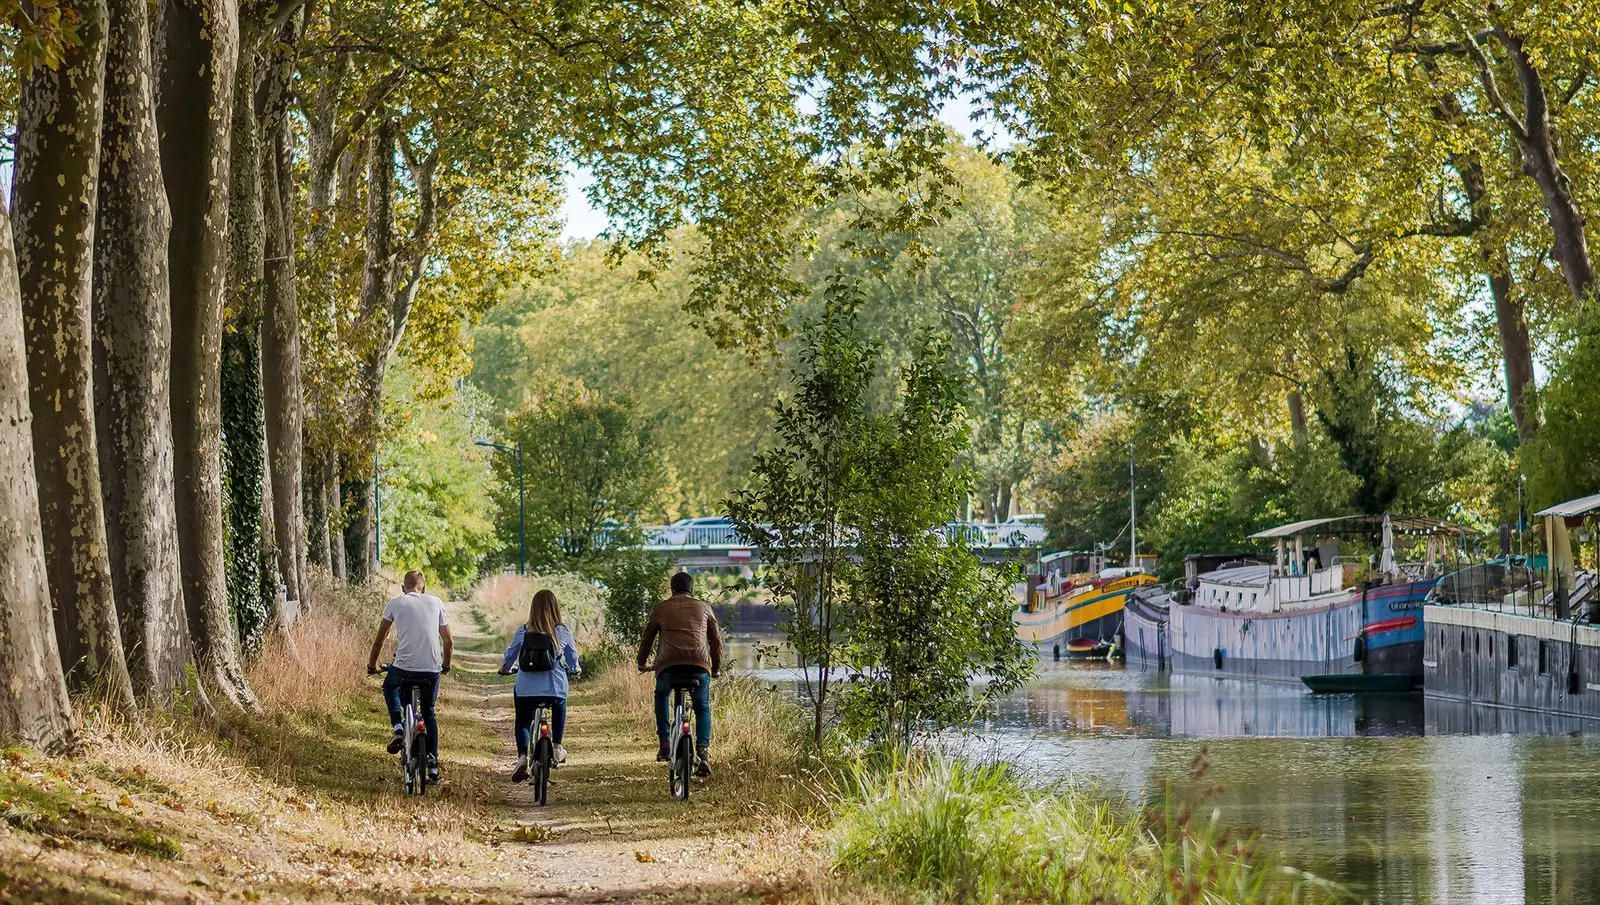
[1534,492,1600,519]
[1248,514,1466,540]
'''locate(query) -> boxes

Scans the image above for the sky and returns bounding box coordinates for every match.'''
[556,89,1001,242]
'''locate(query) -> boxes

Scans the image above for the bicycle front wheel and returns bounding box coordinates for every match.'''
[673,737,692,801]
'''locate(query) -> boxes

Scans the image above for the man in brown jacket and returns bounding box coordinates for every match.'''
[638,571,723,776]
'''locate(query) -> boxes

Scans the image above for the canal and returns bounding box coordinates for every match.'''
[973,662,1600,905]
[733,641,1600,904]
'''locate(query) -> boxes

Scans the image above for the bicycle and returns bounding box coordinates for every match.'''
[500,668,569,806]
[665,674,701,801]
[378,665,431,795]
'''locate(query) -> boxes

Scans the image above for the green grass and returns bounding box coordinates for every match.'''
[830,755,1349,905]
[0,765,182,860]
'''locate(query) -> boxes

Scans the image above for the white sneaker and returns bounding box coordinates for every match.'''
[553,744,568,764]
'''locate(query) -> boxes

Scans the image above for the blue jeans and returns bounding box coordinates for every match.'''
[382,668,440,759]
[655,666,711,748]
[514,695,566,754]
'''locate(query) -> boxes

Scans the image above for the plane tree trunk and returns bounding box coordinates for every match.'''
[0,194,81,754]
[260,17,308,613]
[156,0,257,710]
[14,0,137,710]
[94,0,193,704]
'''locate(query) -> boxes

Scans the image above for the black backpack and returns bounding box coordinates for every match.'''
[519,627,561,672]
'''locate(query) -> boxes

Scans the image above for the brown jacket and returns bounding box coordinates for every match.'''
[637,594,724,674]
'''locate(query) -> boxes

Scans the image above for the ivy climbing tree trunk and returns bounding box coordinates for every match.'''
[0,194,81,755]
[93,0,194,705]
[157,0,257,710]
[14,0,138,711]
[222,36,275,657]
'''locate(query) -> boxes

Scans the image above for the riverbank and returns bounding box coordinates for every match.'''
[1,579,1342,905]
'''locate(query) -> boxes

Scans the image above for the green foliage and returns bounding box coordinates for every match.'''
[221,331,272,659]
[805,143,1050,519]
[831,755,1346,905]
[469,241,781,516]
[600,549,673,643]
[1524,321,1600,509]
[490,380,665,571]
[728,279,876,744]
[376,359,499,590]
[732,280,1031,745]
[841,332,1033,742]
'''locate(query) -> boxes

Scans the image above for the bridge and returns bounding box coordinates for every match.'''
[631,520,1047,569]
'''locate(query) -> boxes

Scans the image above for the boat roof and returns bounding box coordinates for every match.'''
[1535,492,1600,519]
[1200,564,1272,586]
[1249,514,1465,540]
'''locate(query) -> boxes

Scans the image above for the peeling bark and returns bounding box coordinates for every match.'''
[156,0,258,710]
[14,0,136,709]
[0,195,81,755]
[93,0,193,706]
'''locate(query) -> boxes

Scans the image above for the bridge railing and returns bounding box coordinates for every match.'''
[633,522,1046,550]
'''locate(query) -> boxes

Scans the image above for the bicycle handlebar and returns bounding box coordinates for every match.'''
[371,663,450,675]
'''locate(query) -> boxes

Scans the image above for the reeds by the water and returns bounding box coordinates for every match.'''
[829,753,1349,905]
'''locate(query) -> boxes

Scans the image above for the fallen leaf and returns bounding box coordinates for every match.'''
[634,851,656,863]
[118,793,134,808]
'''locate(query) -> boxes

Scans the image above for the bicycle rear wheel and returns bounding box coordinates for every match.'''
[673,736,692,801]
[411,689,428,795]
[532,737,551,805]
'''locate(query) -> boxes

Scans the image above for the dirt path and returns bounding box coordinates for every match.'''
[448,646,801,904]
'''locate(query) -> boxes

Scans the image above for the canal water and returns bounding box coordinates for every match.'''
[732,643,1600,904]
[968,662,1600,905]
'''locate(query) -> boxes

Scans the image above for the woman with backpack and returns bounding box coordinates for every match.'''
[499,588,581,781]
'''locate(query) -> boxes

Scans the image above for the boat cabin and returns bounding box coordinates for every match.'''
[1191,515,1461,615]
[1022,549,1146,612]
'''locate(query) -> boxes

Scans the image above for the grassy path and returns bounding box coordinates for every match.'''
[457,647,802,903]
[0,614,814,903]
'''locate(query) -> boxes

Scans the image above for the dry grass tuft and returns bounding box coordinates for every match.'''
[465,572,606,648]
[249,570,384,718]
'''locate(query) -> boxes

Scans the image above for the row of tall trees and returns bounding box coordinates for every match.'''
[0,0,966,751]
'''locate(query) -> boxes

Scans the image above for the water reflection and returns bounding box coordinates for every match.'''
[964,664,1600,905]
[726,638,1600,903]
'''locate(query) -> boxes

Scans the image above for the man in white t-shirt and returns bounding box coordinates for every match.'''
[366,570,453,782]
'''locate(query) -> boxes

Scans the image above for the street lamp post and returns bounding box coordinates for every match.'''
[476,440,525,575]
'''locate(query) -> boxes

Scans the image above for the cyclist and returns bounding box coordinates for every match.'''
[637,571,722,777]
[366,570,452,783]
[499,588,581,782]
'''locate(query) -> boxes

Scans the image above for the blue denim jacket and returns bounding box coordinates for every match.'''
[501,624,580,698]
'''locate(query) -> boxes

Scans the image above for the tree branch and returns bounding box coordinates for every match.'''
[1460,23,1529,139]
